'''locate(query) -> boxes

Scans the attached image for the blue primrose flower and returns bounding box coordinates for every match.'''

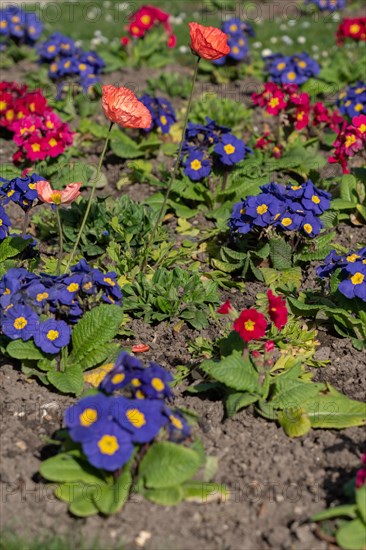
[163,407,191,442]
[338,263,366,302]
[316,249,346,278]
[337,82,366,118]
[0,206,11,241]
[99,351,144,394]
[245,193,283,227]
[81,420,135,471]
[113,397,168,444]
[0,173,44,211]
[34,319,71,354]
[64,393,113,442]
[300,213,323,237]
[140,94,176,134]
[305,0,346,11]
[184,151,211,181]
[228,201,253,234]
[214,134,252,166]
[2,304,39,341]
[136,362,174,400]
[301,180,331,215]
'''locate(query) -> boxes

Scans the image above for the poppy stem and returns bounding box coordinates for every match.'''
[141,57,201,272]
[22,210,30,238]
[55,206,63,276]
[64,121,114,273]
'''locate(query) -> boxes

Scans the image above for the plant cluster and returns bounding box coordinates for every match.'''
[182,117,252,181]
[328,114,366,173]
[264,52,320,85]
[229,180,331,238]
[317,247,366,302]
[0,81,74,163]
[337,82,366,119]
[139,94,176,134]
[0,260,122,354]
[37,33,105,96]
[336,17,366,45]
[121,4,176,49]
[0,5,42,49]
[212,17,254,66]
[305,0,345,11]
[40,349,226,515]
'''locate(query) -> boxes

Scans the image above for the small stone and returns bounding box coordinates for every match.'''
[15,440,27,451]
[135,531,152,548]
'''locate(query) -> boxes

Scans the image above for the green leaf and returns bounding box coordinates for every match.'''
[311,504,357,521]
[69,305,124,365]
[40,453,104,484]
[47,364,84,395]
[143,485,184,505]
[69,494,100,517]
[356,485,366,524]
[269,239,293,270]
[304,394,366,429]
[182,481,229,503]
[260,267,302,289]
[332,199,357,210]
[225,391,259,417]
[93,463,132,514]
[271,378,325,409]
[6,339,46,360]
[336,519,366,550]
[201,351,260,393]
[110,136,144,159]
[340,174,357,201]
[138,442,202,489]
[0,236,29,262]
[278,408,312,437]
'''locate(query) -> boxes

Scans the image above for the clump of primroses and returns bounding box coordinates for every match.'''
[182,117,252,181]
[252,83,343,156]
[0,260,122,354]
[0,5,42,50]
[264,52,319,85]
[316,247,366,303]
[218,290,288,363]
[37,33,105,97]
[121,5,176,49]
[229,179,331,238]
[139,94,176,134]
[212,17,254,66]
[336,17,366,45]
[0,81,73,164]
[64,350,190,471]
[328,115,366,174]
[337,82,366,119]
[305,0,345,11]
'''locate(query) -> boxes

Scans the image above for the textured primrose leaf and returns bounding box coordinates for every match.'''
[69,305,124,365]
[7,339,46,360]
[40,453,104,484]
[269,238,292,270]
[69,495,100,517]
[271,378,325,409]
[138,442,202,489]
[356,485,366,524]
[225,391,259,417]
[304,394,366,429]
[110,136,144,159]
[336,519,366,550]
[201,351,260,393]
[182,481,229,503]
[143,485,184,506]
[278,407,312,437]
[0,236,29,262]
[311,504,357,522]
[93,463,132,514]
[47,364,84,395]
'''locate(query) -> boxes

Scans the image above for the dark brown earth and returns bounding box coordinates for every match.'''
[1,26,366,550]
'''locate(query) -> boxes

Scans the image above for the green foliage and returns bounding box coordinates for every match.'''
[6,305,123,394]
[123,267,219,329]
[312,481,366,550]
[331,173,366,225]
[0,237,31,273]
[190,95,251,132]
[146,72,192,99]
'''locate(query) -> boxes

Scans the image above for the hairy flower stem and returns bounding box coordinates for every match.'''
[141,57,201,272]
[22,210,30,238]
[55,206,64,276]
[64,122,114,272]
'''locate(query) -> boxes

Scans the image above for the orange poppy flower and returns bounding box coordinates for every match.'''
[36,180,81,205]
[102,85,152,129]
[189,22,230,61]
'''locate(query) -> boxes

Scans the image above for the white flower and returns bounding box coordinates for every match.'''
[280,24,287,31]
[322,51,328,57]
[302,21,310,28]
[179,45,188,54]
[297,36,306,44]
[253,41,262,49]
[288,19,296,26]
[105,13,113,23]
[282,35,293,45]
[262,48,272,57]
[312,45,319,51]
[270,37,278,44]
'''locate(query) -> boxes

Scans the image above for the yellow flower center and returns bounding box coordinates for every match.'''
[98,435,119,455]
[345,134,356,148]
[358,124,366,134]
[14,317,27,330]
[103,277,115,286]
[79,63,87,70]
[48,45,56,52]
[141,14,151,24]
[47,330,59,341]
[79,408,98,427]
[126,408,146,428]
[244,320,255,331]
[350,24,360,34]
[135,390,145,399]
[281,217,292,227]
[351,272,364,285]
[303,223,312,234]
[67,283,79,292]
[151,378,165,392]
[170,415,183,430]
[0,21,7,28]
[287,72,296,81]
[191,159,202,171]
[51,192,62,205]
[112,373,125,384]
[298,61,307,68]
[224,144,235,155]
[4,288,10,295]
[131,378,141,387]
[31,143,41,152]
[277,62,286,70]
[49,138,57,147]
[354,104,363,112]
[160,115,167,125]
[83,282,93,290]
[311,195,320,204]
[229,24,238,32]
[0,100,6,110]
[232,46,239,54]
[6,110,14,121]
[36,292,49,301]
[256,204,268,215]
[347,254,360,262]
[269,97,279,108]
[46,120,54,129]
